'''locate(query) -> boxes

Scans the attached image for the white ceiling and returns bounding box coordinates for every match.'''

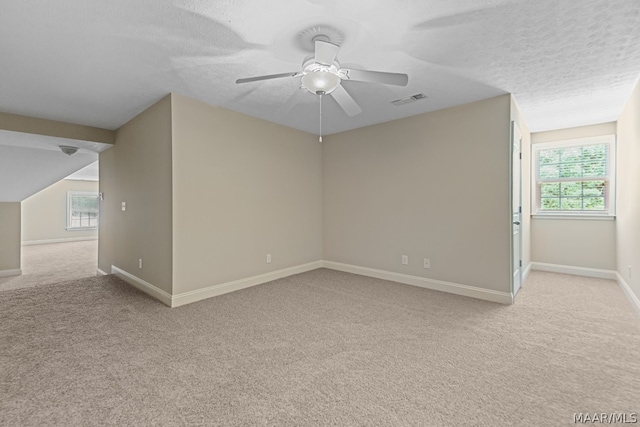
[65,161,99,182]
[0,146,98,202]
[0,0,639,136]
[0,130,109,201]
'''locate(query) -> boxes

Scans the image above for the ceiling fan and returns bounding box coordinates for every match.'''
[235,36,409,117]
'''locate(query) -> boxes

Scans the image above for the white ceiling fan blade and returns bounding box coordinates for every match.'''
[276,87,310,116]
[314,40,339,66]
[330,85,362,116]
[341,69,409,86]
[236,72,300,84]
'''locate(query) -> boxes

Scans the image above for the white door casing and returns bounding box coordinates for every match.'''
[511,121,522,296]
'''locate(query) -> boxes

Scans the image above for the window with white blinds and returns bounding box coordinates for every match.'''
[67,191,99,230]
[532,135,616,216]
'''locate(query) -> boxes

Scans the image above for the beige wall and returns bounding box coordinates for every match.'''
[532,122,616,144]
[21,179,98,243]
[0,111,114,144]
[530,122,617,270]
[511,96,532,274]
[616,79,640,300]
[323,95,513,293]
[170,94,322,294]
[98,95,173,293]
[531,219,616,269]
[0,202,21,273]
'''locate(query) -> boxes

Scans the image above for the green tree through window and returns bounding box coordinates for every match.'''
[533,136,615,216]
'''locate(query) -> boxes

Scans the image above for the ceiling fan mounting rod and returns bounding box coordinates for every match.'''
[319,94,323,143]
[311,34,331,44]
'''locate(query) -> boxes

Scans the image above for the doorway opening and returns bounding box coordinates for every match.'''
[0,161,99,291]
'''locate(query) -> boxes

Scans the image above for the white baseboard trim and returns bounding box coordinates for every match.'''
[96,268,108,276]
[22,236,98,246]
[616,272,640,316]
[111,260,517,307]
[322,261,513,305]
[530,262,617,280]
[522,262,532,284]
[111,265,172,307]
[0,268,22,278]
[172,261,324,308]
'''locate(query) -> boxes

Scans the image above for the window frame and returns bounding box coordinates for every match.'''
[531,135,616,219]
[66,191,100,230]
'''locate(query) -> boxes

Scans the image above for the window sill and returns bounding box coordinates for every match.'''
[66,227,99,231]
[531,214,615,221]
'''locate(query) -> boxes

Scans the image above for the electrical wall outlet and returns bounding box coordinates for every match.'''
[138,258,143,269]
[121,202,126,211]
[401,255,408,265]
[423,258,431,269]
[266,254,271,264]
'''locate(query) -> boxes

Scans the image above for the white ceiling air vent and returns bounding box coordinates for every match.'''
[391,93,427,106]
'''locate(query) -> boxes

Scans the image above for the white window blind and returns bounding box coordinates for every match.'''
[532,135,615,216]
[67,191,99,230]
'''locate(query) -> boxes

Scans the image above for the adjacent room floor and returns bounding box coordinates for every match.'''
[0,240,98,292]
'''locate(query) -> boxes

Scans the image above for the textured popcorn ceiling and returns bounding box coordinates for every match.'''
[0,0,639,135]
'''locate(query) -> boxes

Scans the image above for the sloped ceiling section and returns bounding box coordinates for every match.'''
[0,0,638,136]
[0,131,110,202]
[65,161,99,182]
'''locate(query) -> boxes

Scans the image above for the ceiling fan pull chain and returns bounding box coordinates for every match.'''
[319,94,323,143]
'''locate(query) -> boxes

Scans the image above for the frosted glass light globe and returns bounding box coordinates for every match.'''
[301,71,341,95]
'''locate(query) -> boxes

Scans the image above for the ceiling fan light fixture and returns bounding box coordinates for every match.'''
[301,70,341,95]
[235,38,407,118]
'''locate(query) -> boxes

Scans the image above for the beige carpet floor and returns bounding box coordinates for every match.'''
[0,240,98,292]
[1,269,639,426]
